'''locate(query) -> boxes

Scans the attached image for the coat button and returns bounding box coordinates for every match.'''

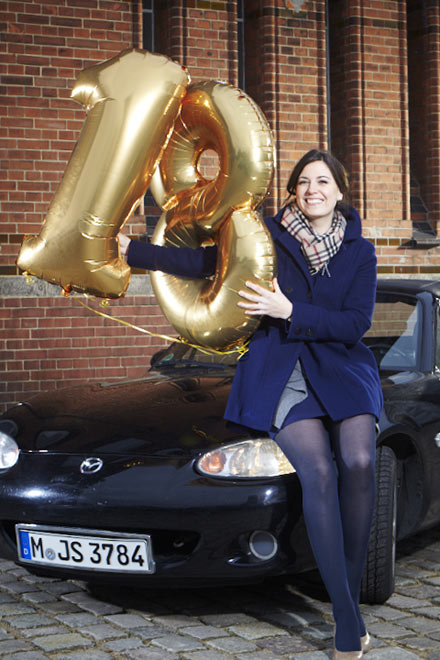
[285,286,293,293]
[306,329,313,337]
[294,328,301,335]
[306,290,312,298]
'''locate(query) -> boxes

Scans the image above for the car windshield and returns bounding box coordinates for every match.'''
[364,293,420,371]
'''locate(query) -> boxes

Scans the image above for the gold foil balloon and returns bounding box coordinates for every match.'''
[17,49,190,298]
[149,80,276,350]
[17,49,276,350]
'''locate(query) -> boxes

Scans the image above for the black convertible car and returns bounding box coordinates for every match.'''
[1,278,440,604]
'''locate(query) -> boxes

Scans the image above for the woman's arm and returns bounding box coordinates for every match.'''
[120,235,217,279]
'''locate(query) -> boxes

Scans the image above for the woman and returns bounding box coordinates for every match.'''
[120,149,383,659]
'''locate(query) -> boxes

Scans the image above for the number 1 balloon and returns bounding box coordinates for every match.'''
[17,49,190,298]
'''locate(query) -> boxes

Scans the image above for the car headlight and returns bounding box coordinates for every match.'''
[196,439,295,478]
[0,432,20,469]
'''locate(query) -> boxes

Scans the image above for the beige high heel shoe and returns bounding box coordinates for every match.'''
[333,650,363,659]
[361,632,371,653]
[332,624,368,658]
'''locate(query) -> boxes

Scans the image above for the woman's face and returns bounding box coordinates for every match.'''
[295,160,343,231]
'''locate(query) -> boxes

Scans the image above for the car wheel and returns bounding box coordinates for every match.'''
[360,445,397,604]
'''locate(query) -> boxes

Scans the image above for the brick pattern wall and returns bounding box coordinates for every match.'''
[365,0,440,276]
[154,0,238,83]
[243,0,328,214]
[1,288,171,404]
[330,0,440,277]
[2,0,440,412]
[1,0,137,277]
[1,0,173,411]
[330,0,410,230]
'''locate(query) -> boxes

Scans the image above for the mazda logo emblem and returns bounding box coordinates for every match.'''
[80,457,103,474]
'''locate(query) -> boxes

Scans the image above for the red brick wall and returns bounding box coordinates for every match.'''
[1,0,172,411]
[1,292,171,404]
[243,0,328,214]
[330,1,410,232]
[1,0,137,277]
[329,0,440,276]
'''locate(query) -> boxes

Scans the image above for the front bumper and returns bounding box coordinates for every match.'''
[0,452,312,586]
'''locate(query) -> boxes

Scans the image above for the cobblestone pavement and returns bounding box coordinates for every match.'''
[0,526,439,660]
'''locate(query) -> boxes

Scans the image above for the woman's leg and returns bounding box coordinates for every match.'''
[275,418,361,652]
[329,414,377,638]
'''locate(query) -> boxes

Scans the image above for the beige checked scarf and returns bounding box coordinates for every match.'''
[280,203,347,276]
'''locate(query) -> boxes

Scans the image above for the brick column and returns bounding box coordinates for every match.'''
[162,0,238,83]
[330,0,410,241]
[155,1,186,65]
[330,0,366,214]
[244,0,328,214]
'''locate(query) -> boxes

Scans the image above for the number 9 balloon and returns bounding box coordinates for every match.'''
[17,49,277,350]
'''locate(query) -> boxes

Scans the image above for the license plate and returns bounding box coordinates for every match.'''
[15,524,155,574]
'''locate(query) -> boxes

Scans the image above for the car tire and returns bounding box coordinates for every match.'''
[360,445,397,604]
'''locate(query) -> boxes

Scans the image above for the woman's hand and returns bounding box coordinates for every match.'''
[118,232,131,259]
[238,278,293,320]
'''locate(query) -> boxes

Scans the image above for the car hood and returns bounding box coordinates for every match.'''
[1,369,247,458]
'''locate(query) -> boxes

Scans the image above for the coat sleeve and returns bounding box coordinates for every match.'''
[287,241,377,345]
[127,240,217,279]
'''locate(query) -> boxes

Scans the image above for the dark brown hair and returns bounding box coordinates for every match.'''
[286,149,350,201]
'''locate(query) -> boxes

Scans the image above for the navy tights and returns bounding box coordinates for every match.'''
[275,414,376,652]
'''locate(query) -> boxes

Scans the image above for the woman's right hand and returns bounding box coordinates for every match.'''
[118,232,131,259]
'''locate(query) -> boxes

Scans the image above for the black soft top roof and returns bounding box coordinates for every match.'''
[377,278,440,297]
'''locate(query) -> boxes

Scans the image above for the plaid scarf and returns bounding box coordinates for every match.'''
[280,203,346,276]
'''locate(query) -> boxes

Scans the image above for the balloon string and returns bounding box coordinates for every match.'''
[74,295,249,358]
[22,273,248,359]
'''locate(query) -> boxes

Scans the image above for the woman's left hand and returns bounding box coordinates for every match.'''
[118,232,131,259]
[238,278,293,320]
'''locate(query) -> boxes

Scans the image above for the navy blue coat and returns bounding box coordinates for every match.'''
[128,205,383,432]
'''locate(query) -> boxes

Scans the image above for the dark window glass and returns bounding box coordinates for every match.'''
[436,306,440,371]
[237,0,245,89]
[142,0,154,51]
[141,1,160,231]
[144,188,160,239]
[364,295,419,371]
